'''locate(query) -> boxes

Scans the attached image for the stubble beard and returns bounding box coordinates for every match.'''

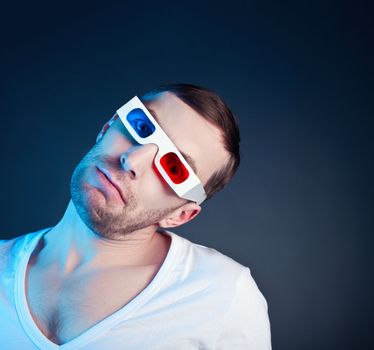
[70,144,178,240]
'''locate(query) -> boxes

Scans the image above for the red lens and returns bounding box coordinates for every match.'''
[160,152,189,184]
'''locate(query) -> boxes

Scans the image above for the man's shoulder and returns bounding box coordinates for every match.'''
[172,234,271,349]
[0,228,47,267]
[169,231,255,287]
[175,232,243,264]
[190,238,245,273]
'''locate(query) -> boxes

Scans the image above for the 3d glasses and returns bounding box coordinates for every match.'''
[116,96,207,204]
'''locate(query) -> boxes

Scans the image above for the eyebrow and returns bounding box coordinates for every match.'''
[147,107,198,174]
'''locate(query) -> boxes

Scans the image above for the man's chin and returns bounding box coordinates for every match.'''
[74,201,120,238]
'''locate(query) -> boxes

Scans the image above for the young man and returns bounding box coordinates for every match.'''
[0,84,271,349]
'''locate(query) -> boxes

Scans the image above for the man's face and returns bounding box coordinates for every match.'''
[70,92,229,239]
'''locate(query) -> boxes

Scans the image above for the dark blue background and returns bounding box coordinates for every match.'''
[1,1,373,349]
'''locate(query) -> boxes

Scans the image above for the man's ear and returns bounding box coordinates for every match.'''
[96,114,119,142]
[158,202,202,229]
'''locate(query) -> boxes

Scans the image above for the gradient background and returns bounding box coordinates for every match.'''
[1,1,373,349]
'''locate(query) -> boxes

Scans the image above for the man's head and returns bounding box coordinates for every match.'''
[70,83,240,239]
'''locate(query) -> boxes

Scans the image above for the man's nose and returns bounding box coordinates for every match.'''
[120,143,158,179]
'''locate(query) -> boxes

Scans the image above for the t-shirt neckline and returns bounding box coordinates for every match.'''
[14,227,180,350]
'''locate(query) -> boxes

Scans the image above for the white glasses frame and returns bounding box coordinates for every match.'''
[116,96,207,205]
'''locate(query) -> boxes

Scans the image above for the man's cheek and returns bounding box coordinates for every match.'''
[140,179,165,207]
[140,171,178,208]
[152,163,174,196]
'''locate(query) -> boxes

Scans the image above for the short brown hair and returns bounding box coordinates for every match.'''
[142,83,240,201]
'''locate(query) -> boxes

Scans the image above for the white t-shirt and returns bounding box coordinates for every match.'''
[0,228,271,349]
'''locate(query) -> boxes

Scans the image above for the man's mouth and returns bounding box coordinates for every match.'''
[96,166,127,205]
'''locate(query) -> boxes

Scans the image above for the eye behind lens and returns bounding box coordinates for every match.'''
[127,108,155,138]
[134,120,153,137]
[160,152,189,184]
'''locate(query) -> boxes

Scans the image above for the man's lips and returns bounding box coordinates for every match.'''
[96,166,127,204]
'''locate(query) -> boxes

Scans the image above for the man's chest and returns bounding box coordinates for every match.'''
[26,264,160,345]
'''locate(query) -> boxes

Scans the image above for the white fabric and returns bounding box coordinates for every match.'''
[0,228,271,349]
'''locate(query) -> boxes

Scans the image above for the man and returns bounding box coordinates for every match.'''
[0,83,271,349]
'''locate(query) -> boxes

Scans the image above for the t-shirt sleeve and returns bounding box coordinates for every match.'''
[214,267,272,349]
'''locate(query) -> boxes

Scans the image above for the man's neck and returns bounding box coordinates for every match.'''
[33,200,170,276]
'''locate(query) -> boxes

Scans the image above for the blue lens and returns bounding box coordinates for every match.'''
[126,108,155,138]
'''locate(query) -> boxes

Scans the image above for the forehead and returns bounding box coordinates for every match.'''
[142,92,229,185]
